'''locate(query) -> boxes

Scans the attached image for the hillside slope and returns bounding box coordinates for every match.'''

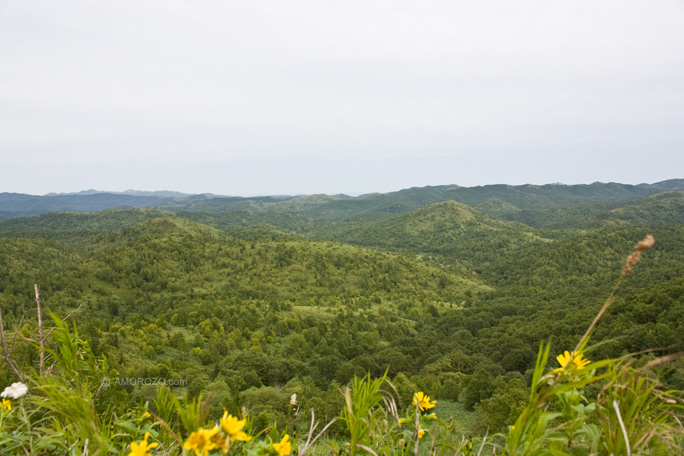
[314,201,550,271]
[506,191,684,229]
[0,217,491,392]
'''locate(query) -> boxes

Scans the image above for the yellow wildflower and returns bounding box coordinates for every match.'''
[184,428,219,456]
[212,430,230,453]
[1,399,10,411]
[220,411,252,441]
[412,392,436,411]
[144,411,151,418]
[129,432,159,456]
[554,351,590,372]
[418,429,427,439]
[273,434,291,456]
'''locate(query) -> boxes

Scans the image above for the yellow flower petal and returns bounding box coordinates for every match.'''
[211,431,230,453]
[412,392,436,411]
[220,411,252,441]
[184,428,219,456]
[554,351,590,372]
[128,432,158,456]
[273,434,291,456]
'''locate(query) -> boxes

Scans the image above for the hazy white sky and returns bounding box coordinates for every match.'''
[1,0,683,196]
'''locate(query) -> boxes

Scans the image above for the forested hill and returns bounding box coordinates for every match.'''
[504,191,684,228]
[141,179,684,220]
[307,201,550,271]
[0,216,492,421]
[2,179,683,221]
[1,183,683,435]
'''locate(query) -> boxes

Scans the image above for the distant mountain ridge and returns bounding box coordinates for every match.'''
[44,189,199,198]
[1,179,683,221]
[0,192,176,221]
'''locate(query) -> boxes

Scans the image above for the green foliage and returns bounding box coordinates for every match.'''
[308,201,550,270]
[341,373,388,455]
[475,377,527,433]
[1,184,684,454]
[0,316,155,454]
[596,362,684,455]
[500,342,683,455]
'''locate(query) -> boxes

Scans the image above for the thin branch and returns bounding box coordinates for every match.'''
[638,352,684,371]
[574,280,621,353]
[45,304,83,338]
[35,284,45,376]
[414,399,420,456]
[310,418,336,449]
[298,409,337,456]
[0,306,24,382]
[476,430,489,456]
[613,400,631,456]
[428,422,437,456]
[151,411,183,445]
[300,408,318,455]
[355,444,379,456]
[93,375,108,400]
[9,304,27,357]
[383,395,401,425]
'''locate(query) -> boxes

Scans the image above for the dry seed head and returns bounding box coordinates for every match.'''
[626,251,641,267]
[621,235,654,277]
[622,253,639,277]
[636,234,655,251]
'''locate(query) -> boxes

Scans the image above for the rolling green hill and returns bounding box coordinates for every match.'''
[310,201,551,271]
[507,191,684,229]
[0,208,320,243]
[1,186,683,437]
[0,208,177,242]
[0,217,491,403]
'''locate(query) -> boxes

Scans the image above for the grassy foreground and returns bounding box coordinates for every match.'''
[0,236,682,455]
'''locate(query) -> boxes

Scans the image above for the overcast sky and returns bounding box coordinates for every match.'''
[1,1,683,196]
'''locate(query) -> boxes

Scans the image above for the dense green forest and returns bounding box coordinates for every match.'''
[3,179,684,221]
[0,183,683,453]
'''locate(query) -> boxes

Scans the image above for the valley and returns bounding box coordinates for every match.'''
[0,181,683,450]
